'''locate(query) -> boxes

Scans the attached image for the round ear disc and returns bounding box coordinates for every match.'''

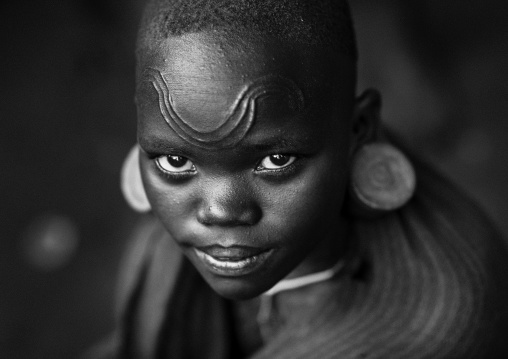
[350,142,416,213]
[120,145,151,213]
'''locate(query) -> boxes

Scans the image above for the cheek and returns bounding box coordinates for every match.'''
[263,155,348,237]
[139,160,195,232]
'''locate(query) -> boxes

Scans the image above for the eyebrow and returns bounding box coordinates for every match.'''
[236,136,313,153]
[139,133,314,155]
[138,135,193,155]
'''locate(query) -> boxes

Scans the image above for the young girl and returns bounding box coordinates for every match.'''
[107,0,508,357]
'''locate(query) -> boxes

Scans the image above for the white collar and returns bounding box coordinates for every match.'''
[263,259,346,296]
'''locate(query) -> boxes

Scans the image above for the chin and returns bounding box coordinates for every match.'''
[204,275,275,301]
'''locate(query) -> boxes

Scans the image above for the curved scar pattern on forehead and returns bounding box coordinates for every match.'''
[145,68,305,149]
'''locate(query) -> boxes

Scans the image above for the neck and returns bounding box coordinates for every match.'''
[284,216,349,279]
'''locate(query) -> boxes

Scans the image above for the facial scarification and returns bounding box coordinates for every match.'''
[145,68,306,149]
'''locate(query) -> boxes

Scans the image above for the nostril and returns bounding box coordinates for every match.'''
[197,204,261,226]
[238,206,262,225]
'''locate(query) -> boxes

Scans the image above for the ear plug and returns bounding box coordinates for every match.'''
[348,142,416,217]
[120,145,152,212]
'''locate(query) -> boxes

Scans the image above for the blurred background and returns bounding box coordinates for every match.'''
[1,1,507,357]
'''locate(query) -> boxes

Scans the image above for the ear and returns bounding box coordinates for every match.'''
[350,89,382,154]
[120,145,151,213]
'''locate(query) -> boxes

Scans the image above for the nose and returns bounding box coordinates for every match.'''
[196,178,262,227]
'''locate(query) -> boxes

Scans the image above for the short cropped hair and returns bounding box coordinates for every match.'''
[138,0,357,60]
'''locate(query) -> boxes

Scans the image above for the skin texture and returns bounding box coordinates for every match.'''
[136,31,368,300]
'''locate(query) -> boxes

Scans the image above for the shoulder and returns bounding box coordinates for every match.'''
[351,154,508,357]
[114,216,181,316]
[110,216,184,357]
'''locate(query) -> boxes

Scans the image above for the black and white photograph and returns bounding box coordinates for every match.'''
[2,1,508,358]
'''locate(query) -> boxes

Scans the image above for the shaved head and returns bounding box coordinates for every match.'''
[137,0,357,60]
[135,0,360,301]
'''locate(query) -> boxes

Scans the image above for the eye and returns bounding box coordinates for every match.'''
[155,155,196,174]
[257,154,297,170]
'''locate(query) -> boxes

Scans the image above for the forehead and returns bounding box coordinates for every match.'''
[136,32,355,149]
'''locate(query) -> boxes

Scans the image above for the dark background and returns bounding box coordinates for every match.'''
[1,1,507,358]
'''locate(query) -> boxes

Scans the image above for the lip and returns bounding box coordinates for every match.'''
[194,245,273,277]
[196,245,267,259]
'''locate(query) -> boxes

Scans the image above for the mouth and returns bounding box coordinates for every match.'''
[194,245,273,277]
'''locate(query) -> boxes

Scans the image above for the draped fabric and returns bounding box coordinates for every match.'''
[106,155,508,359]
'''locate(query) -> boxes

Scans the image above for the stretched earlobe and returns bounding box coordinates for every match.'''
[351,89,382,152]
[346,89,416,218]
[120,145,151,213]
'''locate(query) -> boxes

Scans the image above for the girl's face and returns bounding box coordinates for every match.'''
[136,32,357,299]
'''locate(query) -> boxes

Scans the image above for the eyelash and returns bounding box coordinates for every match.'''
[255,154,298,173]
[154,155,197,179]
[152,153,300,179]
